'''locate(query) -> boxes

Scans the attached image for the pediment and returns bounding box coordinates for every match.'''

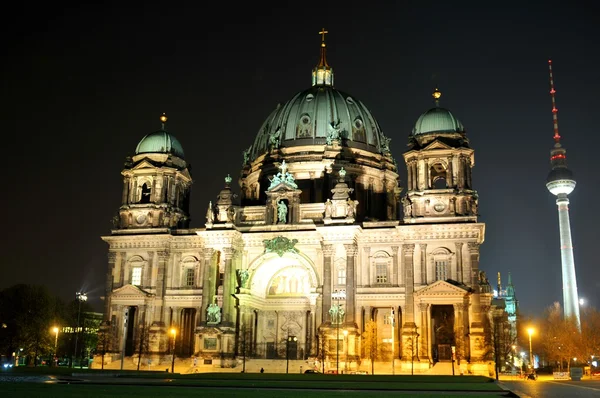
[267,183,301,193]
[414,280,469,297]
[131,160,158,170]
[423,140,453,151]
[112,284,153,299]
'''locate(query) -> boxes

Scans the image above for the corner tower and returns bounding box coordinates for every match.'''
[545,60,580,328]
[401,89,478,223]
[115,114,192,230]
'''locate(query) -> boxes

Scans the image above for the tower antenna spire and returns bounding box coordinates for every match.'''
[548,59,561,145]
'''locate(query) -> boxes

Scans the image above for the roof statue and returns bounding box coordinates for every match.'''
[267,160,298,190]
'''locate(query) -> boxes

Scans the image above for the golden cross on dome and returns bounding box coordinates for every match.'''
[319,28,328,45]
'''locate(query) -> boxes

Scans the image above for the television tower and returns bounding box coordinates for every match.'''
[545,59,581,328]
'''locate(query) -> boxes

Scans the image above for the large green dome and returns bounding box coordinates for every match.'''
[250,85,387,160]
[136,130,185,159]
[412,107,464,136]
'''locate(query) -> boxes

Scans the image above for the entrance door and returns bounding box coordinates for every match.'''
[438,344,452,361]
[266,342,277,359]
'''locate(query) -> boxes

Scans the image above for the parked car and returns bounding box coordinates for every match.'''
[304,369,320,374]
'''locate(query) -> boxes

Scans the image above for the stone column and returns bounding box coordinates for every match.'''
[453,303,466,362]
[122,178,129,205]
[402,244,416,324]
[222,247,235,326]
[420,244,427,285]
[391,246,399,286]
[363,247,371,286]
[418,303,429,360]
[446,159,453,187]
[468,243,482,327]
[407,161,413,191]
[455,242,464,283]
[105,252,116,320]
[344,244,357,327]
[156,251,169,324]
[200,248,214,324]
[321,243,334,323]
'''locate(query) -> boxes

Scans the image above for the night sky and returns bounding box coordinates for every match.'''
[3,2,598,317]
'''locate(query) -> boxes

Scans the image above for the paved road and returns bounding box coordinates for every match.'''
[499,379,600,397]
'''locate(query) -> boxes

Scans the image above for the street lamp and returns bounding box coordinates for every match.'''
[343,330,348,374]
[286,335,297,374]
[170,328,177,373]
[73,291,87,368]
[52,327,59,366]
[527,327,535,372]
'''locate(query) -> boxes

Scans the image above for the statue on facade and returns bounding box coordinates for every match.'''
[207,298,221,324]
[227,206,236,223]
[324,199,333,218]
[242,146,252,165]
[346,198,358,218]
[237,269,250,288]
[205,201,215,224]
[379,131,391,154]
[326,120,342,145]
[268,127,281,148]
[207,302,221,324]
[277,201,288,224]
[402,196,413,218]
[328,304,345,325]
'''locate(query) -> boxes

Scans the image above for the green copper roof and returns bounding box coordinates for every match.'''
[412,107,464,136]
[250,85,387,159]
[135,130,185,159]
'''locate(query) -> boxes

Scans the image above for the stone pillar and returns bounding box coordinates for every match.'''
[321,243,333,323]
[122,178,129,205]
[363,247,371,286]
[344,244,357,327]
[200,248,214,324]
[420,244,427,285]
[391,246,399,286]
[407,162,413,191]
[156,251,169,324]
[455,242,464,283]
[468,243,482,327]
[418,303,429,360]
[105,252,116,320]
[453,303,466,362]
[222,247,235,326]
[402,244,416,324]
[446,159,453,187]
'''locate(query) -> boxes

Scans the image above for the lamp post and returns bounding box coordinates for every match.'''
[73,291,87,368]
[52,327,59,366]
[527,327,535,372]
[170,328,177,373]
[286,335,297,374]
[343,330,348,374]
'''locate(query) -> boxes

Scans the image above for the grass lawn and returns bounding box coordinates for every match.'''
[0,368,514,397]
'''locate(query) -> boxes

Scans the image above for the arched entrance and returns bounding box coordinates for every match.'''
[240,252,319,360]
[431,304,455,362]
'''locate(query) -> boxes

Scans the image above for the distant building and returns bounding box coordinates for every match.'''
[98,32,504,375]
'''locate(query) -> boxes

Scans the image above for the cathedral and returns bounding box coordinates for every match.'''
[99,32,503,375]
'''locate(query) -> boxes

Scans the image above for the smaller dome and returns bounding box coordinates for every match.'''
[413,107,464,136]
[136,130,185,159]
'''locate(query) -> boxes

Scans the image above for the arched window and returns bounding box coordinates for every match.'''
[128,255,146,286]
[432,248,451,282]
[180,256,199,287]
[430,162,447,189]
[372,251,391,285]
[140,183,151,203]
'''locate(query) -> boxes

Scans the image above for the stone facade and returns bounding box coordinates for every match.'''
[97,39,499,375]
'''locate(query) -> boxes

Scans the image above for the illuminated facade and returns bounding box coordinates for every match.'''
[99,33,498,375]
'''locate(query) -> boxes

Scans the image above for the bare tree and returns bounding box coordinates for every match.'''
[362,320,377,375]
